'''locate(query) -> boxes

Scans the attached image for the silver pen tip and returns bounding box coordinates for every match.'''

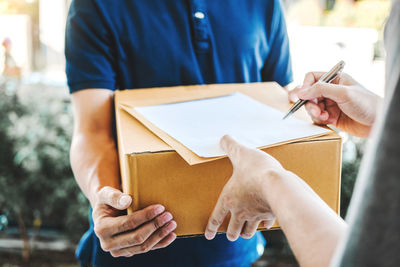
[282,112,291,120]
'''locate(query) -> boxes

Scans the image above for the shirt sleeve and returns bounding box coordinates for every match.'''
[331,4,400,265]
[261,0,293,87]
[65,0,117,93]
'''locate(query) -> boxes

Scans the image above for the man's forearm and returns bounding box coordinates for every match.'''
[265,170,347,267]
[70,131,120,206]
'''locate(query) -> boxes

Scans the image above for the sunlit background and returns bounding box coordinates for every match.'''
[0,0,390,266]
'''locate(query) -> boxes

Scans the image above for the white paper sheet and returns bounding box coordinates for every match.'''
[134,93,330,158]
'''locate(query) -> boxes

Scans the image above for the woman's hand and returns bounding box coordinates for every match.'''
[289,72,381,137]
[205,135,289,241]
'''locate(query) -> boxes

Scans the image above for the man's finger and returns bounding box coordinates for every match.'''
[107,211,173,249]
[151,232,177,251]
[110,220,177,257]
[205,198,229,240]
[97,186,132,210]
[297,82,349,104]
[263,219,276,229]
[94,205,166,239]
[114,205,166,234]
[226,214,245,242]
[240,220,260,239]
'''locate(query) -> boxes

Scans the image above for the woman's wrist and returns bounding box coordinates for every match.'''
[262,168,306,215]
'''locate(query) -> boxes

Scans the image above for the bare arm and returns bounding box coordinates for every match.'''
[70,89,177,257]
[205,136,346,267]
[266,169,347,267]
[206,72,380,266]
[70,89,120,205]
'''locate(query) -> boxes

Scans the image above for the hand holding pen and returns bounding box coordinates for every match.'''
[283,61,345,119]
[286,64,381,138]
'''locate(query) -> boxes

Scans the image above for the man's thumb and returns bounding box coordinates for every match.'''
[97,186,132,210]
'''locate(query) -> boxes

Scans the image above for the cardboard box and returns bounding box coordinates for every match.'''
[115,82,342,237]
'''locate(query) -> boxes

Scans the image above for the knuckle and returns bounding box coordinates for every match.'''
[235,210,247,221]
[210,218,222,226]
[305,71,313,77]
[109,191,119,203]
[132,233,145,244]
[154,217,163,229]
[222,195,234,209]
[99,186,112,198]
[159,225,171,237]
[145,209,156,221]
[100,242,112,252]
[110,251,121,258]
[98,186,109,196]
[120,218,136,232]
[94,225,106,238]
[313,82,323,92]
[140,243,151,253]
[342,87,352,100]
[206,227,215,235]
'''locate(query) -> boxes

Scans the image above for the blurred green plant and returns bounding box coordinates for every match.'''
[0,78,89,261]
[340,134,365,217]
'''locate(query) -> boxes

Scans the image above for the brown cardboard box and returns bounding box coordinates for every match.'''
[115,82,342,237]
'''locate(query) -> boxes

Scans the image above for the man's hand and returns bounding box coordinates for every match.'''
[70,90,177,257]
[290,72,381,137]
[93,186,177,257]
[205,135,287,241]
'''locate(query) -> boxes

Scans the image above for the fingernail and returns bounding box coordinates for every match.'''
[265,221,274,229]
[166,221,177,231]
[154,205,165,215]
[119,195,131,207]
[205,232,215,240]
[161,212,173,224]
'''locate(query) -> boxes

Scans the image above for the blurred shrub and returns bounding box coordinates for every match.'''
[0,78,88,242]
[340,134,365,217]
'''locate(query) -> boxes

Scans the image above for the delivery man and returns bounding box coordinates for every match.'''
[205,1,400,266]
[65,0,293,266]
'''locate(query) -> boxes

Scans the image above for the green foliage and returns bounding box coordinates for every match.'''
[340,135,365,217]
[0,78,89,241]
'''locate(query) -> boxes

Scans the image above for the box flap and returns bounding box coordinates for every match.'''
[115,82,339,165]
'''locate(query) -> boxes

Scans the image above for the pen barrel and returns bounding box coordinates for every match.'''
[282,60,345,120]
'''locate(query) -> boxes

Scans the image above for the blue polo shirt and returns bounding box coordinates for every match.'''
[65,0,292,266]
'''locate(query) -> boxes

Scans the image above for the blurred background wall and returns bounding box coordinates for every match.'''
[0,0,390,266]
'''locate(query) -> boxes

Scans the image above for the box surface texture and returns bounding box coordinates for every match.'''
[115,82,342,237]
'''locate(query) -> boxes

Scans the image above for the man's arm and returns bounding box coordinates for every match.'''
[70,89,177,257]
[70,89,119,203]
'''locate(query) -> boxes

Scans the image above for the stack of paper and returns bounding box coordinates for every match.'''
[131,92,330,158]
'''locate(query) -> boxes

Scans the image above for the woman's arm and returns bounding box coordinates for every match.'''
[205,135,346,267]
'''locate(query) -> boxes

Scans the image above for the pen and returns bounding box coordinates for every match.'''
[282,60,345,120]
